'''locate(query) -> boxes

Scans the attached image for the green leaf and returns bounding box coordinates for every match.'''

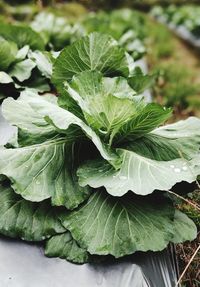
[15,45,29,62]
[0,184,65,241]
[64,71,143,136]
[0,22,45,50]
[152,116,200,142]
[26,94,118,164]
[29,50,53,79]
[172,210,197,243]
[124,118,200,161]
[128,73,156,94]
[9,59,36,82]
[61,70,171,144]
[0,71,13,84]
[112,104,172,144]
[78,149,200,196]
[60,190,175,257]
[0,141,90,209]
[52,32,130,93]
[0,37,18,71]
[45,232,89,263]
[2,93,59,145]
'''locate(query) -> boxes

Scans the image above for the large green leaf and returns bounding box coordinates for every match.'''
[64,71,144,136]
[78,116,200,196]
[126,117,200,161]
[26,94,118,164]
[2,93,59,145]
[0,140,90,209]
[78,149,200,196]
[0,184,65,241]
[0,22,45,50]
[60,190,175,257]
[0,37,18,71]
[124,126,200,162]
[172,210,197,244]
[152,117,200,147]
[52,32,130,92]
[45,232,89,263]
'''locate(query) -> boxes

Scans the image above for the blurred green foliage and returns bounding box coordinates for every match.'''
[153,64,200,109]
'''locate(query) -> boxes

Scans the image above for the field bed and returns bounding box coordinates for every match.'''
[155,16,200,48]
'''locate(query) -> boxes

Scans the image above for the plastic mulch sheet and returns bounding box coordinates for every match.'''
[156,16,200,48]
[0,235,178,287]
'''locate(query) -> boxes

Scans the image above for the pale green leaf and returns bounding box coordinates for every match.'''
[2,93,58,145]
[0,71,13,84]
[29,50,52,78]
[64,71,143,135]
[31,12,72,49]
[78,149,200,196]
[27,94,118,164]
[15,45,29,61]
[9,59,36,82]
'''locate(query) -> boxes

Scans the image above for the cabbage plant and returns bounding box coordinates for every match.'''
[0,33,199,263]
[0,22,52,100]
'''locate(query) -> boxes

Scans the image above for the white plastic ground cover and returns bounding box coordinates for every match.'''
[0,236,178,287]
[155,16,200,48]
[0,98,179,286]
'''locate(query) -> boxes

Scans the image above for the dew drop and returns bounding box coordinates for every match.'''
[174,168,181,173]
[182,166,188,171]
[119,175,127,180]
[170,165,175,168]
[98,170,103,172]
[36,180,41,185]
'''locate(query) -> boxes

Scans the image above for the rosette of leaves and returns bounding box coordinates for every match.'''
[31,12,84,51]
[0,33,199,264]
[0,22,53,100]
